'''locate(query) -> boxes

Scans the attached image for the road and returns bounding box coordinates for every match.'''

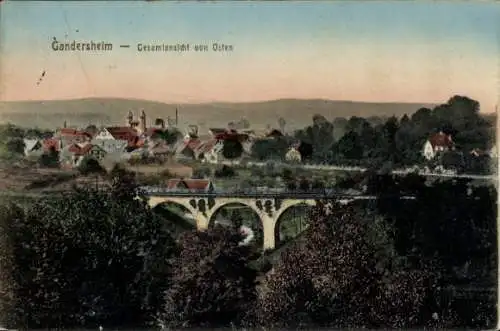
[216,160,496,180]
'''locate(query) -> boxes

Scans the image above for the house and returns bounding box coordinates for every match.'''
[90,138,128,154]
[95,127,138,142]
[209,128,228,137]
[57,128,93,146]
[143,127,164,140]
[266,129,284,138]
[176,138,203,160]
[78,143,107,160]
[470,149,488,157]
[285,147,302,163]
[42,138,62,152]
[490,144,497,158]
[62,143,107,167]
[422,131,454,160]
[241,140,254,155]
[59,144,76,167]
[196,139,224,163]
[166,178,215,192]
[23,139,43,156]
[148,141,172,159]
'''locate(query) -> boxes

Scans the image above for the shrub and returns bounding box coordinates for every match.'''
[282,168,294,181]
[38,147,59,168]
[215,165,236,178]
[78,157,106,176]
[192,166,212,179]
[250,166,265,178]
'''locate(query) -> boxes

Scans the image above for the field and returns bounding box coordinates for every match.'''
[0,97,436,131]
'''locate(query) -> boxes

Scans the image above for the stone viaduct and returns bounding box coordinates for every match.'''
[147,194,318,250]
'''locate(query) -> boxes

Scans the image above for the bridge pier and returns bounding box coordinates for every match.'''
[195,214,209,230]
[262,215,277,250]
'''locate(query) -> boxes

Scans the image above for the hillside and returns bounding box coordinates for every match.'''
[0,97,436,131]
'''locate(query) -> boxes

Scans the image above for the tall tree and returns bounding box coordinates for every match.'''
[257,201,450,328]
[160,225,258,328]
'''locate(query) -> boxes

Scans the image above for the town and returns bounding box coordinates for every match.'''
[0,105,497,330]
[1,1,498,329]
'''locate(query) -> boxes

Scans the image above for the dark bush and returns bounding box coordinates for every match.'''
[214,165,236,178]
[192,166,212,179]
[0,170,176,329]
[256,201,454,328]
[159,225,258,328]
[38,146,59,168]
[78,157,106,176]
[281,168,294,181]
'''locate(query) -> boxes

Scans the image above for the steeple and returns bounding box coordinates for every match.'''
[139,109,147,133]
[126,110,134,127]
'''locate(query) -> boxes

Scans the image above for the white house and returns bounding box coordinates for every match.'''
[490,144,497,158]
[285,147,302,163]
[422,140,435,160]
[23,139,43,156]
[199,140,224,164]
[91,138,128,154]
[422,131,454,160]
[94,128,117,140]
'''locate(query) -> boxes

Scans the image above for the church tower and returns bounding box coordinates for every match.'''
[139,109,147,133]
[126,110,134,127]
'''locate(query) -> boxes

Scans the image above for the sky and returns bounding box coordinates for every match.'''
[0,1,499,111]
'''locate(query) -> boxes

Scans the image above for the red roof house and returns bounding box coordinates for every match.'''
[104,127,138,141]
[166,178,215,191]
[42,138,61,152]
[59,128,93,141]
[428,132,454,151]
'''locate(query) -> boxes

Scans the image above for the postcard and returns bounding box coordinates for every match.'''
[0,1,498,330]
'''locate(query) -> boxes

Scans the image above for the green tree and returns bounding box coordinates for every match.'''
[160,225,258,328]
[38,146,60,168]
[335,131,364,160]
[251,137,289,161]
[0,170,176,329]
[222,139,243,159]
[6,138,25,155]
[257,201,450,328]
[78,157,106,176]
[214,165,236,178]
[152,128,182,145]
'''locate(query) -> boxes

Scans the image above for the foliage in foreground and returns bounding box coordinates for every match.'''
[0,166,176,329]
[256,201,456,328]
[158,225,258,328]
[0,171,497,329]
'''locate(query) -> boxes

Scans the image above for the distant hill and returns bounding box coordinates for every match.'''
[0,98,436,131]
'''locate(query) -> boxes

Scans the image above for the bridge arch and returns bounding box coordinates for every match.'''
[274,200,316,247]
[148,197,198,222]
[152,201,197,226]
[208,201,264,248]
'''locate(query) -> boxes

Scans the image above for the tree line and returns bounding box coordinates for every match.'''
[251,96,496,174]
[0,165,496,329]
